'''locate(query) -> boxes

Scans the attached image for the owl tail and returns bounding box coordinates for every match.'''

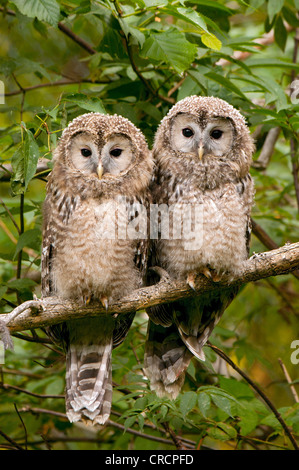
[65,337,113,426]
[144,321,193,399]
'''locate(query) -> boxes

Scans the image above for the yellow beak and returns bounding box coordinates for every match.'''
[198,143,204,161]
[97,162,103,179]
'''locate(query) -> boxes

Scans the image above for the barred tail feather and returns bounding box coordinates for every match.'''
[144,321,193,399]
[65,341,113,425]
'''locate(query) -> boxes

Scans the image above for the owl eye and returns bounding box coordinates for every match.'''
[182,128,194,138]
[110,148,123,157]
[81,148,92,157]
[210,129,223,140]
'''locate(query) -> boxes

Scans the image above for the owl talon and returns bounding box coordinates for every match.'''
[100,296,109,311]
[187,272,197,291]
[83,295,92,306]
[201,268,213,280]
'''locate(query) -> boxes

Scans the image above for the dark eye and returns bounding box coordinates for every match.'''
[210,129,223,139]
[110,148,122,157]
[182,128,194,138]
[81,148,92,157]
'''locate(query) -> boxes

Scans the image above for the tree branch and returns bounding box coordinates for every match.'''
[1,242,298,335]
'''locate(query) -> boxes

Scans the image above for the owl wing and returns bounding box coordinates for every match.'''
[41,186,80,346]
[112,193,151,349]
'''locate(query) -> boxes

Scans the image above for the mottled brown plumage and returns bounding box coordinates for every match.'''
[42,113,153,425]
[144,96,255,398]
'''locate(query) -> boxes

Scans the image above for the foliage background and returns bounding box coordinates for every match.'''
[0,0,299,450]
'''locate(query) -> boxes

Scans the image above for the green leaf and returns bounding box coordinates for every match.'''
[140,28,197,73]
[218,377,255,399]
[10,0,60,26]
[124,415,137,432]
[14,229,41,259]
[274,15,287,51]
[211,393,233,417]
[207,424,236,441]
[7,278,36,292]
[179,391,197,418]
[175,6,208,32]
[267,0,284,23]
[0,285,7,300]
[10,127,40,193]
[201,33,222,51]
[63,94,106,114]
[197,392,211,418]
[204,72,247,99]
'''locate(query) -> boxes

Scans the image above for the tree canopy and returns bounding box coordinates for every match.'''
[0,0,299,451]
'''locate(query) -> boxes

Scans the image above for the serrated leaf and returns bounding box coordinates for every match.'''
[211,394,233,417]
[11,0,60,26]
[0,285,7,300]
[207,426,231,441]
[267,0,284,23]
[205,72,247,99]
[137,414,144,432]
[197,392,211,418]
[63,93,106,114]
[7,278,36,292]
[124,415,137,432]
[218,377,255,399]
[201,33,222,51]
[10,127,40,193]
[274,15,287,51]
[160,404,168,420]
[140,28,197,73]
[179,391,197,418]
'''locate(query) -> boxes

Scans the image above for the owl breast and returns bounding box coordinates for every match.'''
[158,180,248,279]
[51,198,139,302]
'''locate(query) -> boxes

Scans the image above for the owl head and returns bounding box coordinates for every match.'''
[154,96,255,180]
[51,113,153,198]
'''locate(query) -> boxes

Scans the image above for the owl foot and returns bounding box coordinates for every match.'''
[201,268,222,283]
[187,272,197,291]
[83,295,92,306]
[100,296,109,311]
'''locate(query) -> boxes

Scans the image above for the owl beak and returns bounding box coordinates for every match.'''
[97,162,104,179]
[198,143,204,161]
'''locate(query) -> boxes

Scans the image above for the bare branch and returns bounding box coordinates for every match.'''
[252,127,281,170]
[1,242,299,335]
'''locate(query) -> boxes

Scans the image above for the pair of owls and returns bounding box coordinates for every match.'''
[42,96,255,426]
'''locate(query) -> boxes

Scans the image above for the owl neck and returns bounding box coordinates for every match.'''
[158,157,246,194]
[49,160,152,201]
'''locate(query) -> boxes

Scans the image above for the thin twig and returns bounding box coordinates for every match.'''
[207,342,299,451]
[16,194,24,282]
[0,428,24,451]
[14,403,28,450]
[0,197,20,234]
[252,127,281,170]
[278,358,299,403]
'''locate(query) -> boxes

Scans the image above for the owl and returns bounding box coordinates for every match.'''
[41,113,153,425]
[144,96,255,398]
